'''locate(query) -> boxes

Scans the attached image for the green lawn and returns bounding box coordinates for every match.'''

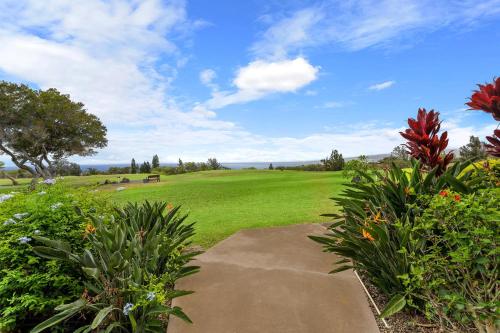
[1,170,346,247]
[105,170,345,246]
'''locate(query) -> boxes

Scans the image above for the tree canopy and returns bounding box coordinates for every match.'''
[459,136,487,161]
[321,149,345,171]
[0,81,107,179]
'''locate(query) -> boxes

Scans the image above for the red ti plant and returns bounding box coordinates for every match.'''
[400,108,453,175]
[466,77,500,157]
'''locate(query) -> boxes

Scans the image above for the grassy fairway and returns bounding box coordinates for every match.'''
[0,170,346,247]
[107,170,345,247]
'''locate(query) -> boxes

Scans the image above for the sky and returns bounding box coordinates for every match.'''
[0,0,499,165]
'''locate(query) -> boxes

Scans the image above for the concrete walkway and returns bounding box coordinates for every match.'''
[168,223,380,333]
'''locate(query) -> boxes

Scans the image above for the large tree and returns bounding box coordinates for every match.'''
[0,82,107,181]
[322,149,345,171]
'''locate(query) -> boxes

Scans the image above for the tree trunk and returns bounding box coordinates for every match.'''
[2,172,19,186]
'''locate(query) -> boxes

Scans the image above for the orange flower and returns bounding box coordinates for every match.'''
[84,224,96,236]
[404,187,411,195]
[373,211,382,223]
[166,203,174,211]
[362,229,375,241]
[439,190,448,197]
[454,194,461,202]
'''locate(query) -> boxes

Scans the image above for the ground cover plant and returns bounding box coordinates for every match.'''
[0,182,112,332]
[31,201,199,332]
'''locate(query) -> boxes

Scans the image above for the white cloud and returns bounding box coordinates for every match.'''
[322,101,344,108]
[200,68,217,86]
[252,0,500,58]
[369,80,395,91]
[205,57,319,109]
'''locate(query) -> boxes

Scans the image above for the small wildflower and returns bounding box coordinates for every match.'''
[18,236,32,244]
[123,303,134,315]
[373,211,382,223]
[362,229,375,241]
[116,187,126,191]
[3,218,16,226]
[84,224,96,235]
[454,194,461,202]
[146,292,156,301]
[13,213,29,219]
[0,194,13,203]
[404,187,410,195]
[43,178,56,185]
[34,230,41,235]
[38,191,47,196]
[51,202,63,210]
[167,203,174,211]
[439,190,448,197]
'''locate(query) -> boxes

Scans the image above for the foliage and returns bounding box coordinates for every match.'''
[321,149,345,171]
[459,136,488,161]
[139,161,152,174]
[391,145,409,161]
[400,108,453,175]
[31,201,200,332]
[342,155,372,180]
[0,81,107,179]
[310,159,476,302]
[152,155,160,169]
[51,159,82,176]
[131,158,138,174]
[207,158,221,170]
[467,77,500,157]
[403,189,499,332]
[275,163,325,171]
[0,183,111,332]
[268,163,274,170]
[108,166,131,175]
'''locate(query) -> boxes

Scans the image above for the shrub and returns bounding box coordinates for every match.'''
[0,183,111,332]
[31,201,200,332]
[404,189,499,332]
[310,160,475,307]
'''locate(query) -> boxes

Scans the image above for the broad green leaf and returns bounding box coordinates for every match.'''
[380,294,406,318]
[91,305,114,329]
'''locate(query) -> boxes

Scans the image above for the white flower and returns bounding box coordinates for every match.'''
[13,213,29,219]
[43,178,56,185]
[146,292,156,301]
[123,303,134,315]
[0,194,13,203]
[116,187,126,191]
[38,191,47,196]
[18,236,32,244]
[34,230,41,235]
[51,202,63,210]
[3,218,16,226]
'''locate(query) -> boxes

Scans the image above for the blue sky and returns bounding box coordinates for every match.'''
[0,0,499,165]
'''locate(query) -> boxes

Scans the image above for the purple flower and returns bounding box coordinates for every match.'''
[123,303,134,315]
[19,236,32,244]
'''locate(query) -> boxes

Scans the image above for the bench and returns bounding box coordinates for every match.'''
[144,174,160,183]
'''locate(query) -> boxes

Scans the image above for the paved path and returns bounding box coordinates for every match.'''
[168,223,380,333]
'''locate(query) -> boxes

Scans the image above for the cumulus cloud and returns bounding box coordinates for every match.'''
[205,57,319,109]
[369,80,395,91]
